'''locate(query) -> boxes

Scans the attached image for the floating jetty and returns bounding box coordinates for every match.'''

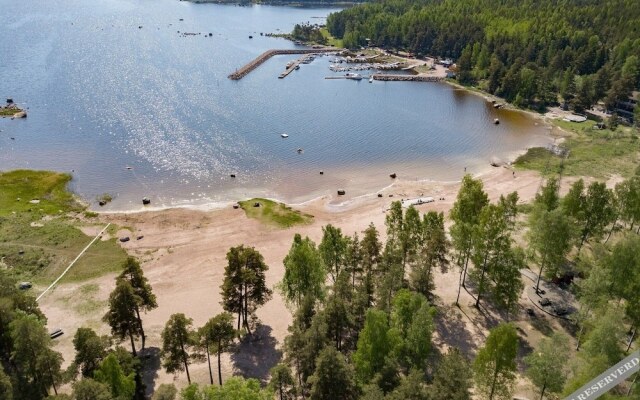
[279,54,311,79]
[229,48,335,80]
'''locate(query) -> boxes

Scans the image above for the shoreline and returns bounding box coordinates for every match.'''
[92,157,525,215]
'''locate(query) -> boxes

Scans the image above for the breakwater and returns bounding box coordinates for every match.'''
[228,48,336,80]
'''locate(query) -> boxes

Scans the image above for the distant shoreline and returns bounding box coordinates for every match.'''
[188,0,361,6]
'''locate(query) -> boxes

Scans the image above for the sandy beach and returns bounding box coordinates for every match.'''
[37,166,580,396]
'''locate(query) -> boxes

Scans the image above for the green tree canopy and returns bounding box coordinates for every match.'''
[103,280,144,356]
[72,327,110,378]
[72,378,113,400]
[431,348,472,400]
[309,346,358,400]
[198,312,236,385]
[280,234,326,306]
[161,313,198,384]
[473,323,519,400]
[9,313,63,398]
[221,245,272,334]
[525,333,570,400]
[94,354,136,400]
[117,257,157,350]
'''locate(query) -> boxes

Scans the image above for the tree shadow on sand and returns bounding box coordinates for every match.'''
[230,324,282,384]
[434,305,479,359]
[139,347,161,398]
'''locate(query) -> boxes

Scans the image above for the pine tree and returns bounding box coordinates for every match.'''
[431,348,472,400]
[309,346,358,400]
[161,313,198,384]
[221,246,272,334]
[199,313,236,385]
[118,257,157,350]
[72,327,110,378]
[0,364,13,400]
[72,378,113,400]
[10,313,63,398]
[269,363,296,400]
[103,280,143,356]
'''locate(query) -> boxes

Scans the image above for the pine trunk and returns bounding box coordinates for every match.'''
[540,381,547,400]
[128,330,137,356]
[180,337,191,384]
[627,326,636,353]
[605,214,619,244]
[134,305,146,350]
[489,365,499,400]
[218,343,223,386]
[206,344,213,385]
[535,261,544,294]
[475,253,489,308]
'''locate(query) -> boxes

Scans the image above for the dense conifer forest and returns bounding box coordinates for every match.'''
[327,0,640,112]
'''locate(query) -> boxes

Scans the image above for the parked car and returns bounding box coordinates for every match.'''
[553,306,569,316]
[539,298,551,306]
[18,282,32,290]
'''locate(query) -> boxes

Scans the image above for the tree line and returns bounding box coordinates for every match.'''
[2,170,640,399]
[326,0,640,114]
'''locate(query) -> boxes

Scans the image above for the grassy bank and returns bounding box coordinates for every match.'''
[238,198,313,228]
[514,122,640,178]
[319,28,343,48]
[0,170,127,284]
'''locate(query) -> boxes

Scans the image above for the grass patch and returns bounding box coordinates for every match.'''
[320,28,343,48]
[238,198,313,228]
[0,170,82,216]
[514,121,640,179]
[0,108,20,116]
[0,215,128,283]
[0,170,127,283]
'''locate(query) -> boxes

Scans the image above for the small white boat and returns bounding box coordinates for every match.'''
[281,133,289,138]
[369,76,373,83]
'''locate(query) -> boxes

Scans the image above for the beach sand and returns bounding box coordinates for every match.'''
[38,166,578,397]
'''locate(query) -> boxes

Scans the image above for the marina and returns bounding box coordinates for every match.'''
[228,48,335,80]
[0,0,551,210]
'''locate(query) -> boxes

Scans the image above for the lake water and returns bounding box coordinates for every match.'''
[0,0,551,211]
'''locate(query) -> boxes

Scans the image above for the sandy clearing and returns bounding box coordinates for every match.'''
[37,166,578,397]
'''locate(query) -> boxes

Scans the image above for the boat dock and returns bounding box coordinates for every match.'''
[229,48,335,80]
[278,54,309,79]
[325,74,444,82]
[371,74,444,82]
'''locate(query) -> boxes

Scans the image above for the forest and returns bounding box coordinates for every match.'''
[326,0,640,113]
[2,170,640,399]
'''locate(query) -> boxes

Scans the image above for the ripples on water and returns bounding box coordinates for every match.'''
[0,0,551,210]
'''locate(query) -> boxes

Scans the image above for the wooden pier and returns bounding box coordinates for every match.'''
[278,54,309,79]
[228,48,335,80]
